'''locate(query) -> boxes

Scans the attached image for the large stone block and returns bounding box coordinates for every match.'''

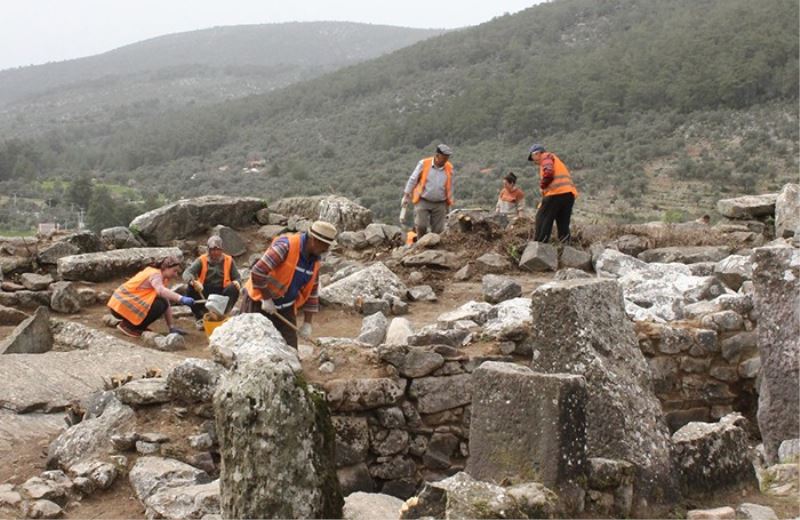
[714,254,753,291]
[408,374,472,414]
[320,262,408,309]
[775,183,800,238]
[400,472,557,520]
[401,250,460,270]
[211,225,247,257]
[716,193,777,220]
[671,413,755,493]
[0,306,52,355]
[57,247,183,282]
[214,354,342,518]
[638,246,731,264]
[481,274,521,304]
[271,195,372,232]
[752,246,800,463]
[208,313,300,371]
[529,278,678,501]
[130,196,265,245]
[323,378,404,412]
[559,246,592,271]
[467,362,587,493]
[47,394,135,469]
[519,241,558,271]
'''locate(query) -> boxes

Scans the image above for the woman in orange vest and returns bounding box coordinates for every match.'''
[528,143,578,243]
[401,144,454,237]
[107,256,195,338]
[240,221,337,348]
[495,172,526,217]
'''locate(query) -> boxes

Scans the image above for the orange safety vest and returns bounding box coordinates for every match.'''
[244,234,320,312]
[540,153,578,198]
[107,267,160,326]
[411,157,454,206]
[197,253,233,288]
[406,230,417,245]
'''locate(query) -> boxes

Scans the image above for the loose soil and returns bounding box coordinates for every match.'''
[1,237,797,519]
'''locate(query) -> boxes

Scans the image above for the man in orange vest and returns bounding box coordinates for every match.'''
[528,143,578,243]
[402,144,454,238]
[183,236,242,326]
[240,221,337,348]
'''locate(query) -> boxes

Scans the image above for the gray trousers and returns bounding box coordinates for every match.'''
[414,199,448,236]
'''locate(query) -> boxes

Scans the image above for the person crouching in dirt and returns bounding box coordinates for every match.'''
[495,172,526,218]
[107,256,194,338]
[183,235,242,329]
[240,221,337,348]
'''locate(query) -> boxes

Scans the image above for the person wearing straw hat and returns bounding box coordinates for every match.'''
[107,255,194,338]
[241,220,337,348]
[183,235,242,328]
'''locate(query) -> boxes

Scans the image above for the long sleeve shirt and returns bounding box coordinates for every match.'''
[141,272,181,326]
[539,153,556,190]
[182,256,241,287]
[404,160,453,203]
[249,234,320,313]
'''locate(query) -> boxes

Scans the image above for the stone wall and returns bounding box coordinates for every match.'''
[322,345,493,498]
[636,320,759,433]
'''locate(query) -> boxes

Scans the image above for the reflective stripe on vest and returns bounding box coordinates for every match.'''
[244,233,320,311]
[107,267,160,326]
[198,253,233,288]
[412,157,454,205]
[540,153,578,198]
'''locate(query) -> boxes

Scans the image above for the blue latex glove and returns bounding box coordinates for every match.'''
[179,296,195,307]
[169,327,188,336]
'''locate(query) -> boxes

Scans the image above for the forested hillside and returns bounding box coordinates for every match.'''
[0,22,444,138]
[1,0,797,232]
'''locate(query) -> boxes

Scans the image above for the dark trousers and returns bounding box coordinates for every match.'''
[534,193,575,243]
[240,293,298,348]
[112,297,168,332]
[186,283,240,319]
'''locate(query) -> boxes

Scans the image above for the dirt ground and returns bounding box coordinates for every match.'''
[2,253,797,519]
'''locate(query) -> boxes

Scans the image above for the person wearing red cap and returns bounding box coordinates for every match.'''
[528,143,578,243]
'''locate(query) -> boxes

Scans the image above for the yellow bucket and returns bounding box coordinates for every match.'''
[203,315,229,337]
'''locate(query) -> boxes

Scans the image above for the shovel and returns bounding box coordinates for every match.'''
[268,310,322,348]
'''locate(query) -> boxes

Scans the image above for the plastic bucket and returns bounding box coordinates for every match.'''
[203,315,229,337]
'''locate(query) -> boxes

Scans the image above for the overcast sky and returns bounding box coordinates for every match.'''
[0,0,541,71]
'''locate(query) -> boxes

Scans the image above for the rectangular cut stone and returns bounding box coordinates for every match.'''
[467,362,587,490]
[408,374,472,414]
[57,247,183,282]
[529,278,678,501]
[752,246,800,463]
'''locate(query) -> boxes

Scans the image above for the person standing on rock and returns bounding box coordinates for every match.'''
[107,256,194,338]
[495,172,526,217]
[240,221,337,348]
[183,236,242,328]
[402,144,454,237]
[528,143,578,243]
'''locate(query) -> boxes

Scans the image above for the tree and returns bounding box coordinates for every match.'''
[86,186,117,232]
[67,174,93,210]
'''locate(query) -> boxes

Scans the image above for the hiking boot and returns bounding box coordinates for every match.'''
[117,322,142,338]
